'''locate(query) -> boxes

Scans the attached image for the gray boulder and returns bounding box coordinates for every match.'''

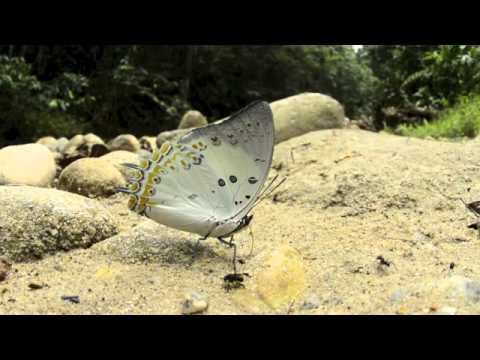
[0,186,118,261]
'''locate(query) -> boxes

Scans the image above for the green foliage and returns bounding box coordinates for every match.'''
[7,44,480,145]
[87,56,190,137]
[183,45,375,119]
[408,45,480,108]
[0,56,91,145]
[364,45,480,129]
[392,95,480,139]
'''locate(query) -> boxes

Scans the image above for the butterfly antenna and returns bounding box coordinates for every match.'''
[253,174,279,204]
[251,176,287,209]
[247,224,255,257]
[429,180,475,214]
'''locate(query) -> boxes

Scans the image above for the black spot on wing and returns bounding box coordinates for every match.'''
[218,178,226,187]
[229,175,237,183]
[248,177,258,184]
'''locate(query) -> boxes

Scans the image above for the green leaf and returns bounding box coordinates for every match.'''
[48,99,59,108]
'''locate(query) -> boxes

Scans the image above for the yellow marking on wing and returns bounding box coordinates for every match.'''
[128,182,140,192]
[160,142,172,154]
[152,150,164,162]
[139,159,150,169]
[128,195,138,210]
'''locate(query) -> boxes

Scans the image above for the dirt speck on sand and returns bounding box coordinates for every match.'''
[3,129,480,314]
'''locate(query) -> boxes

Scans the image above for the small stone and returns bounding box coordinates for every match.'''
[83,133,104,145]
[436,306,457,315]
[465,280,480,303]
[58,158,125,197]
[390,288,408,304]
[301,293,320,310]
[28,282,44,290]
[251,245,306,311]
[178,110,208,129]
[0,256,12,282]
[56,137,69,153]
[61,295,80,304]
[182,292,208,315]
[36,136,58,152]
[109,134,140,153]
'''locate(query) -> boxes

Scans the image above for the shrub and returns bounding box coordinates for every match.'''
[392,95,480,139]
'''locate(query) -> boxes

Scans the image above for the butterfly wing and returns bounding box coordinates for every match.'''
[121,101,274,237]
[177,100,274,221]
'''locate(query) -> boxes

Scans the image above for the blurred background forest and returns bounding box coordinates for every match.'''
[2,45,480,147]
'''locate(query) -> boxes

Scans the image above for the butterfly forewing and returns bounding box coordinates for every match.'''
[178,101,274,221]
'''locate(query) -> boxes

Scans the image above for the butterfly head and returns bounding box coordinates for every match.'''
[231,214,254,235]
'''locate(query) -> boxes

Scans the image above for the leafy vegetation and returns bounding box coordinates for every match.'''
[391,95,480,139]
[2,45,480,146]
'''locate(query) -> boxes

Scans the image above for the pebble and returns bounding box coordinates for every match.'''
[0,256,12,282]
[61,295,80,304]
[182,292,208,315]
[301,293,321,310]
[436,306,457,315]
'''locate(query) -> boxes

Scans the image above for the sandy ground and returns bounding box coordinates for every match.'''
[2,128,480,315]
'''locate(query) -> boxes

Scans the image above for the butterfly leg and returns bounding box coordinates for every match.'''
[217,236,237,274]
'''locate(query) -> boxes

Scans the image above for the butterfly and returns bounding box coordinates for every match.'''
[117,101,275,273]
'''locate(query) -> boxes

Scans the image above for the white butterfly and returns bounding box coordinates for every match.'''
[118,101,275,270]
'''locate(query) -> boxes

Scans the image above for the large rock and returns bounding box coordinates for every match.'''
[271,93,345,143]
[109,134,141,153]
[0,186,118,261]
[58,158,125,197]
[178,110,208,130]
[0,143,56,187]
[100,151,141,180]
[156,129,190,148]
